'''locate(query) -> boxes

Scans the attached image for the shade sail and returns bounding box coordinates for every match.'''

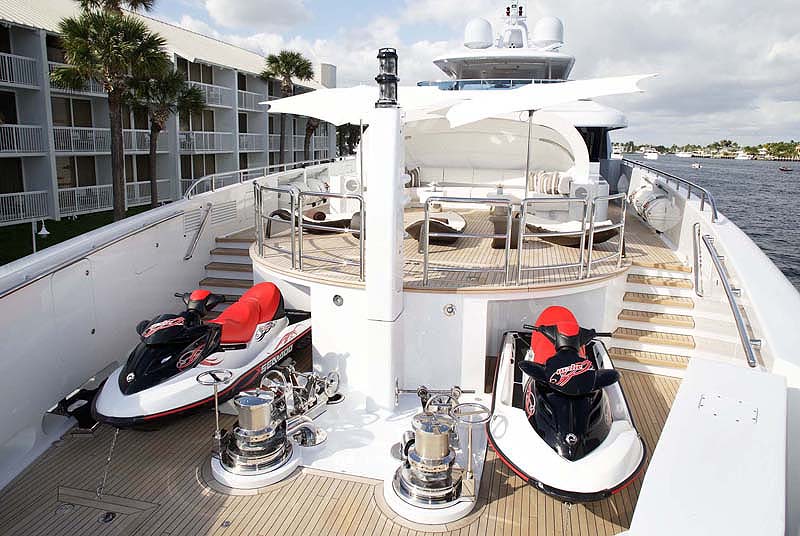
[445,74,657,127]
[262,85,461,126]
[263,74,656,128]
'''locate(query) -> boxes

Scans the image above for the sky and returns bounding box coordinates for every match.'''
[151,0,800,146]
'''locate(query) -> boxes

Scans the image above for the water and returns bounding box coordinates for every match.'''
[626,155,800,290]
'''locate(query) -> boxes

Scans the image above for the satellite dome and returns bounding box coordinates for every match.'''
[531,17,564,49]
[464,18,493,49]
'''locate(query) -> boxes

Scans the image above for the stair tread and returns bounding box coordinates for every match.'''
[211,247,250,256]
[205,262,252,273]
[215,236,255,244]
[618,309,695,328]
[608,347,689,369]
[199,277,254,289]
[613,327,696,349]
[623,292,694,309]
[627,274,693,289]
[631,259,692,273]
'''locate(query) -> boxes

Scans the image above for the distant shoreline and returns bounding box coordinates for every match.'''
[623,153,800,162]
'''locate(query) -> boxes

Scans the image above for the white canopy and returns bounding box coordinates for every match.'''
[263,74,656,128]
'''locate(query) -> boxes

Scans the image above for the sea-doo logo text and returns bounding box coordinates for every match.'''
[261,345,293,373]
[549,360,593,387]
[142,317,185,338]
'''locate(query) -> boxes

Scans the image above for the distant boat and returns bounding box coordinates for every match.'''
[691,163,702,169]
[735,152,753,160]
[643,151,659,160]
[675,152,693,158]
[778,166,793,172]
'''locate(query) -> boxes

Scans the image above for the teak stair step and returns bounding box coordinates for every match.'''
[627,274,693,289]
[211,247,250,257]
[613,327,696,349]
[199,277,253,289]
[608,347,689,369]
[205,262,252,273]
[631,259,692,273]
[624,292,695,309]
[618,309,695,328]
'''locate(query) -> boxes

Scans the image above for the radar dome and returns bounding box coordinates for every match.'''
[531,17,564,49]
[464,18,493,49]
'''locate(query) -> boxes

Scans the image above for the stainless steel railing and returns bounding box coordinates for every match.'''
[701,235,760,368]
[517,197,590,281]
[423,197,514,286]
[585,193,627,278]
[183,202,212,260]
[622,158,719,222]
[255,184,366,281]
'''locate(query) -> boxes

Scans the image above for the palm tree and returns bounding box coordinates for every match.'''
[303,117,320,161]
[260,50,314,165]
[129,69,204,207]
[51,11,168,221]
[78,0,155,12]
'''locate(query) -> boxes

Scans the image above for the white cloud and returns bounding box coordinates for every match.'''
[204,0,310,30]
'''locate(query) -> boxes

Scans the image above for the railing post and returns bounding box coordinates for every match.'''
[503,200,512,285]
[585,201,596,278]
[422,199,431,286]
[617,197,627,268]
[516,199,527,284]
[578,199,588,279]
[358,195,365,281]
[297,192,304,271]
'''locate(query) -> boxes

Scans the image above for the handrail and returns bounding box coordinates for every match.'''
[298,192,365,281]
[0,210,183,300]
[517,197,589,282]
[422,196,513,286]
[585,193,627,278]
[702,235,759,367]
[184,203,212,261]
[693,222,704,297]
[622,158,719,222]
[184,158,336,199]
[258,184,297,267]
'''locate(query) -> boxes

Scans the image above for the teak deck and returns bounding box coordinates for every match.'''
[255,207,683,290]
[0,370,679,536]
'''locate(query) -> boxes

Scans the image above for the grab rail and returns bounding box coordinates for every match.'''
[297,191,365,281]
[622,158,719,222]
[693,222,704,297]
[183,203,212,261]
[257,184,297,266]
[422,197,513,286]
[702,235,759,367]
[517,197,589,282]
[585,193,627,278]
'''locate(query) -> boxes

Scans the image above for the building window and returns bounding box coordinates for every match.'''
[238,113,248,134]
[239,152,248,170]
[180,155,192,180]
[0,158,23,194]
[136,155,151,181]
[51,97,92,127]
[56,156,96,188]
[125,155,134,182]
[0,91,17,124]
[46,34,66,63]
[237,73,247,91]
[176,57,188,81]
[133,107,149,130]
[0,27,11,55]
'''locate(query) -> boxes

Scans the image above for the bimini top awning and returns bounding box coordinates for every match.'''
[262,74,656,128]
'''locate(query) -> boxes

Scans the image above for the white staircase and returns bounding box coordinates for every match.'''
[199,228,255,313]
[609,265,740,376]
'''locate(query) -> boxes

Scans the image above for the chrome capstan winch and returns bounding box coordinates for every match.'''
[393,411,464,506]
[219,390,293,475]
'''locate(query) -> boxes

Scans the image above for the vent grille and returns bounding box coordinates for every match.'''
[211,200,237,226]
[183,208,202,234]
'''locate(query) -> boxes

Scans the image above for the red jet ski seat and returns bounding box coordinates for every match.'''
[530,306,584,364]
[209,282,284,344]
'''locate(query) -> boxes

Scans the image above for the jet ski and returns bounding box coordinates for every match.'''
[487,306,645,502]
[93,282,311,428]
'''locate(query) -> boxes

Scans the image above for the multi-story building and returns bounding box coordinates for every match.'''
[0,0,336,226]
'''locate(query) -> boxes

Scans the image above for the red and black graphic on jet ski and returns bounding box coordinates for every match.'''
[141,316,186,338]
[549,359,594,387]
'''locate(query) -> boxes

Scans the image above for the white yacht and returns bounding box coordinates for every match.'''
[675,151,694,158]
[0,4,797,536]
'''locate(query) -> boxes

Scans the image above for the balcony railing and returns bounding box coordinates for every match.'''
[269,134,281,151]
[314,136,329,151]
[123,129,168,153]
[0,125,46,153]
[48,62,105,96]
[53,126,111,153]
[126,179,171,206]
[179,131,233,153]
[238,133,266,151]
[58,184,113,216]
[238,90,266,112]
[188,81,232,108]
[0,191,49,226]
[293,134,305,148]
[0,52,38,87]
